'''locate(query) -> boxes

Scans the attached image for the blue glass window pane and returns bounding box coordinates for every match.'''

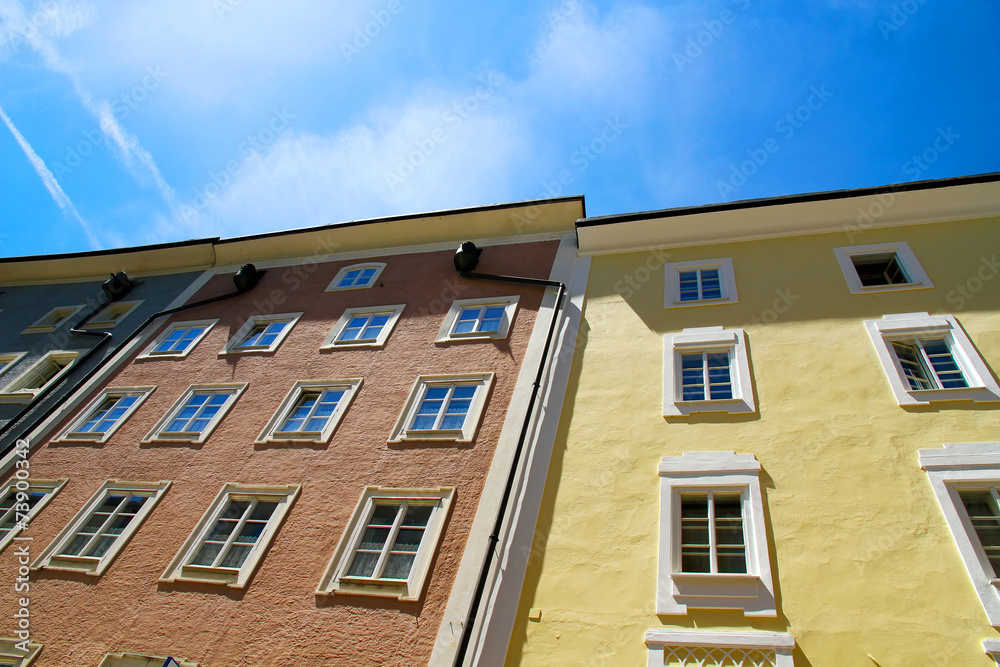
[410,415,436,430]
[700,269,722,300]
[678,271,700,301]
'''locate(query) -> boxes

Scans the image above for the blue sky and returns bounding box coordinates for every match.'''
[0,0,997,257]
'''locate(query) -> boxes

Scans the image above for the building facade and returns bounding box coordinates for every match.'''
[507,174,1000,666]
[0,198,587,666]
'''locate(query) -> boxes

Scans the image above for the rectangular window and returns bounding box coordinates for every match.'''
[0,351,79,403]
[390,374,493,443]
[22,305,84,333]
[56,387,154,442]
[680,492,746,574]
[960,488,1000,577]
[664,328,755,416]
[834,242,932,293]
[436,296,519,342]
[32,480,170,576]
[98,653,198,667]
[317,486,454,601]
[0,639,42,666]
[321,305,405,349]
[852,253,908,286]
[139,320,216,359]
[222,314,301,354]
[0,352,26,378]
[326,262,386,291]
[79,300,143,329]
[257,379,362,444]
[0,478,65,553]
[680,352,733,401]
[665,259,738,308]
[145,384,246,444]
[160,483,299,588]
[891,339,968,390]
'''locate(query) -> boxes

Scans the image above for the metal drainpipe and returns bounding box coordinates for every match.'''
[0,266,264,460]
[453,270,566,667]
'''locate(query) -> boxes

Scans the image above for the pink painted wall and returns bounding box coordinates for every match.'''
[0,241,559,666]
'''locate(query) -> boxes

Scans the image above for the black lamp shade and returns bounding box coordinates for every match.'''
[454,241,481,272]
[102,272,132,301]
[233,264,261,292]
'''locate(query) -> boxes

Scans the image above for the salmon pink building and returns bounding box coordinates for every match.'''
[0,198,587,666]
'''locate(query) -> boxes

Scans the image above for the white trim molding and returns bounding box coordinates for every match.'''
[0,478,66,553]
[160,483,300,589]
[317,486,454,601]
[865,313,1000,406]
[320,305,405,349]
[435,296,519,342]
[143,383,247,445]
[98,653,198,667]
[664,258,738,308]
[984,638,1000,664]
[645,629,794,667]
[389,373,494,443]
[256,379,362,445]
[32,480,171,576]
[0,638,42,666]
[53,386,155,443]
[220,313,302,354]
[22,305,84,334]
[920,442,1000,626]
[0,352,28,379]
[325,262,387,291]
[78,300,144,330]
[664,327,756,416]
[0,351,80,404]
[658,451,776,616]
[137,319,218,359]
[833,241,932,294]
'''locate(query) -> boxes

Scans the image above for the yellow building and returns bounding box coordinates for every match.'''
[505,174,1000,666]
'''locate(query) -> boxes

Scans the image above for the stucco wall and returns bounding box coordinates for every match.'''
[0,241,559,666]
[508,216,1000,666]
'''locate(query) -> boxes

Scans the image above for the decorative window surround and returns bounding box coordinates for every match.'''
[54,387,155,443]
[22,305,84,334]
[317,486,454,601]
[321,305,405,349]
[160,483,299,589]
[834,241,932,293]
[664,258,738,308]
[664,327,755,416]
[220,313,301,354]
[326,263,386,291]
[143,384,247,444]
[0,352,27,378]
[98,652,198,667]
[0,478,66,553]
[865,313,1000,406]
[32,480,170,576]
[436,296,519,342]
[920,442,1000,626]
[0,351,79,404]
[138,320,217,359]
[644,629,794,667]
[0,639,42,666]
[79,300,143,330]
[389,373,494,443]
[984,638,1000,664]
[658,451,776,616]
[257,379,362,444]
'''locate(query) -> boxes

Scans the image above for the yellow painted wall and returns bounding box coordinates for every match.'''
[508,216,1000,666]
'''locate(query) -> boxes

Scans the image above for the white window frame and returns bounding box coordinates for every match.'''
[0,351,79,404]
[436,296,519,342]
[256,379,362,445]
[865,313,1000,406]
[0,352,27,378]
[143,383,247,444]
[53,386,155,443]
[0,478,66,553]
[137,319,218,359]
[388,373,494,443]
[920,442,1000,626]
[0,639,42,666]
[663,327,755,416]
[22,305,84,334]
[644,629,794,667]
[220,313,301,354]
[32,480,170,576]
[325,262,387,291]
[658,451,776,616]
[833,241,933,294]
[98,652,198,667]
[78,300,144,330]
[320,305,405,350]
[160,483,299,589]
[664,258,738,308]
[317,486,454,601]
[985,638,1000,664]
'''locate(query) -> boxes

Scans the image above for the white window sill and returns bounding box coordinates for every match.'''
[671,572,761,599]
[0,392,35,404]
[673,398,754,415]
[906,386,999,404]
[391,428,469,443]
[323,577,416,601]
